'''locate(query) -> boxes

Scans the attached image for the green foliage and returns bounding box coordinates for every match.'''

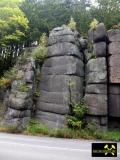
[33,33,48,61]
[90,18,99,29]
[33,46,47,61]
[25,119,120,141]
[19,83,29,92]
[34,91,40,97]
[39,33,48,46]
[26,120,50,135]
[67,17,76,30]
[67,99,88,130]
[91,53,97,59]
[0,67,17,88]
[0,6,29,46]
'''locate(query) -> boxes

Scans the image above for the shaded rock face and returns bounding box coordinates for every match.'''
[36,26,84,128]
[2,57,35,129]
[108,29,120,128]
[85,23,108,129]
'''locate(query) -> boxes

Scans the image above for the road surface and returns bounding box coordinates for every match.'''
[0,133,119,160]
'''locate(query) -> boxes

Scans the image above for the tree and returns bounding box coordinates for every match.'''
[0,0,29,76]
[90,0,120,29]
[0,5,29,46]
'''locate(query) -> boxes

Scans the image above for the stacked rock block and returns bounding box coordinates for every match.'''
[36,26,84,128]
[85,23,108,129]
[2,57,35,129]
[108,29,120,127]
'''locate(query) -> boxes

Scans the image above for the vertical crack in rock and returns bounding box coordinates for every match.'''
[35,26,84,129]
[85,23,108,130]
[107,29,120,128]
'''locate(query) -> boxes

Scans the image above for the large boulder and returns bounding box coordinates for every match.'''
[47,42,83,60]
[41,57,84,77]
[88,23,107,43]
[86,58,107,84]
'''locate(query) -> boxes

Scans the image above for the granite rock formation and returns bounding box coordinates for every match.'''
[36,26,84,128]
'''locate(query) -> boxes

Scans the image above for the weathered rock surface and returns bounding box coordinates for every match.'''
[36,26,84,128]
[47,42,83,60]
[85,94,107,116]
[36,111,66,128]
[109,94,120,117]
[108,29,120,42]
[86,84,107,94]
[41,56,84,76]
[2,56,35,129]
[86,58,107,84]
[108,42,120,55]
[93,42,106,57]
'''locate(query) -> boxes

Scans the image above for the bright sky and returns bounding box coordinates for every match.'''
[91,0,98,6]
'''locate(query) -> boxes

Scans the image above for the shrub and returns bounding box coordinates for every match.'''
[26,120,50,135]
[67,99,88,130]
[67,17,76,30]
[90,18,99,29]
[39,33,48,46]
[0,67,17,89]
[18,84,29,92]
[33,46,47,61]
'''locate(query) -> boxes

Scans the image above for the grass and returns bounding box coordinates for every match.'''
[0,120,120,141]
[24,120,120,141]
[0,125,20,134]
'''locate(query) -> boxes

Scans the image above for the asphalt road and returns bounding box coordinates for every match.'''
[0,133,120,160]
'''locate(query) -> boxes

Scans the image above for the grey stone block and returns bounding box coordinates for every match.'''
[48,35,75,46]
[47,42,83,60]
[86,84,107,94]
[38,90,70,105]
[4,108,31,119]
[37,102,70,114]
[86,58,107,84]
[9,94,33,110]
[86,71,107,84]
[85,94,107,116]
[86,58,107,73]
[108,42,120,55]
[93,42,106,57]
[109,85,120,94]
[49,26,74,37]
[36,111,66,128]
[108,29,120,42]
[43,56,83,67]
[109,94,120,117]
[40,75,83,93]
[41,63,84,77]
